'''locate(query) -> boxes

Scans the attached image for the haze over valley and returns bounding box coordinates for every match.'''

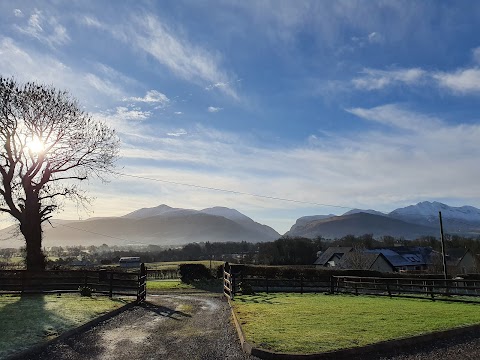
[1,201,479,248]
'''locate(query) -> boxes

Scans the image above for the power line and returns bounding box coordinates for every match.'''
[114,172,353,210]
[49,221,133,243]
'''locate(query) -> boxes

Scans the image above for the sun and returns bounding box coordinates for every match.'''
[26,137,45,154]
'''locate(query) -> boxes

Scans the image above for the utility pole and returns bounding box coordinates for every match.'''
[439,211,448,280]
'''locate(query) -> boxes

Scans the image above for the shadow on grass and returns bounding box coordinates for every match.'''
[187,279,224,293]
[0,294,105,359]
[234,293,281,304]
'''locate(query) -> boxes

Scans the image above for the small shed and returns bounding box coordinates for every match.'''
[119,257,141,268]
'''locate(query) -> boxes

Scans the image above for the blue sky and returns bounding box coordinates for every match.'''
[1,1,480,234]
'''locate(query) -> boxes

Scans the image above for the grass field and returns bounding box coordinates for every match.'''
[147,279,194,291]
[233,293,480,354]
[0,294,127,358]
[146,260,224,270]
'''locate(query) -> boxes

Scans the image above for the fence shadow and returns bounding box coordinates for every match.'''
[141,301,192,320]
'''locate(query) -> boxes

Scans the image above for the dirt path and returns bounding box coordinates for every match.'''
[28,294,259,360]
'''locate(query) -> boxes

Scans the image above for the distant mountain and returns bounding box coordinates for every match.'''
[200,207,279,239]
[122,204,196,219]
[287,215,336,235]
[342,209,386,217]
[286,212,438,239]
[0,205,280,248]
[389,201,480,234]
[287,201,480,240]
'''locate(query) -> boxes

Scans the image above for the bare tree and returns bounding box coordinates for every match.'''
[340,246,373,270]
[0,78,119,271]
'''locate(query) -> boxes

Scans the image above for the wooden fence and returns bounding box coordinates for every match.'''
[146,268,180,280]
[332,276,480,301]
[0,266,147,302]
[223,263,480,302]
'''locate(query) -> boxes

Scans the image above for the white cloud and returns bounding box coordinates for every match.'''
[207,106,222,113]
[113,107,480,231]
[117,15,239,100]
[367,31,383,44]
[352,68,426,90]
[205,82,228,90]
[126,90,170,107]
[433,67,480,94]
[167,129,187,137]
[174,111,183,115]
[0,37,138,107]
[473,47,480,64]
[14,9,70,47]
[13,9,23,17]
[346,104,441,132]
[81,15,104,29]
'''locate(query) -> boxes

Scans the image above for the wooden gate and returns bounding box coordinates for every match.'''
[223,262,235,300]
[137,263,147,303]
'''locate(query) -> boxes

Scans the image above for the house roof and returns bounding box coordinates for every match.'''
[338,252,394,270]
[314,247,353,265]
[446,248,469,266]
[364,247,433,267]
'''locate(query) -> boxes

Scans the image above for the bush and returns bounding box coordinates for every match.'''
[179,264,212,283]
[79,286,93,297]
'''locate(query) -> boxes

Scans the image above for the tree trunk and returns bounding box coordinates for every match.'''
[20,199,45,272]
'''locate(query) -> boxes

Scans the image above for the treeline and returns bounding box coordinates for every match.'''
[2,233,480,268]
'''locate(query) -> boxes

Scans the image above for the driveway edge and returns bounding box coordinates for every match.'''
[227,297,480,359]
[6,299,138,360]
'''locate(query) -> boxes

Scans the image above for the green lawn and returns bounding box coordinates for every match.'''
[0,294,127,358]
[233,293,480,354]
[146,260,224,270]
[147,279,194,291]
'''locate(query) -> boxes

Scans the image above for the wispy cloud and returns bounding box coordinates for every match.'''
[115,15,240,100]
[13,9,23,18]
[352,68,426,90]
[473,47,480,64]
[167,129,187,137]
[14,9,70,47]
[346,104,441,132]
[113,106,480,228]
[0,37,136,106]
[125,90,170,107]
[433,68,480,94]
[174,111,183,115]
[207,106,222,113]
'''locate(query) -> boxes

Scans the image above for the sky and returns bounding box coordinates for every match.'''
[1,1,480,234]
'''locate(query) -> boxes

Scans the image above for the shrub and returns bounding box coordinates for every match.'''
[79,286,93,297]
[179,264,212,283]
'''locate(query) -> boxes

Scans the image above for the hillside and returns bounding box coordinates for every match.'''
[286,212,438,239]
[0,205,280,248]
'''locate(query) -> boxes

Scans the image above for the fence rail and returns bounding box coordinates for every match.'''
[332,276,480,300]
[223,263,480,302]
[0,266,147,301]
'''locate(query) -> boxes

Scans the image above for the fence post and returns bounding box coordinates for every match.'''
[231,272,235,299]
[84,271,88,288]
[330,276,335,294]
[386,281,391,298]
[109,272,113,298]
[21,271,25,294]
[266,276,269,294]
[300,275,304,294]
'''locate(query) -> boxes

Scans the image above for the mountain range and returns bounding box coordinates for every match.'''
[0,205,280,248]
[286,201,480,239]
[0,201,479,248]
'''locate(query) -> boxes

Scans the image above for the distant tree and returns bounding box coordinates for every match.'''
[0,78,119,271]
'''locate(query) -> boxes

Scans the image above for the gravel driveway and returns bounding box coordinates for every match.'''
[27,294,259,360]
